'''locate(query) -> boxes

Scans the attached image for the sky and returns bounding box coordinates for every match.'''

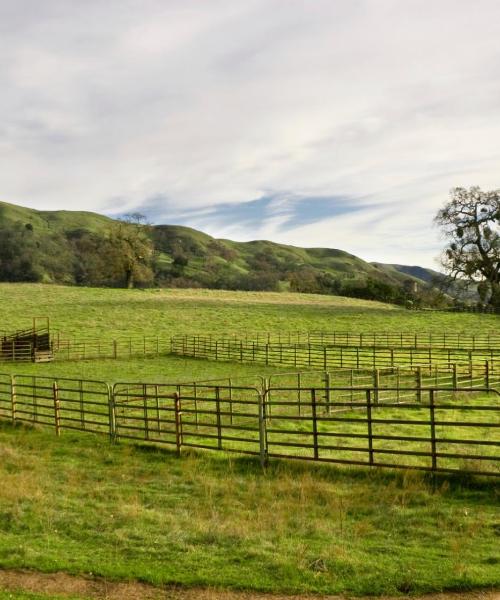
[1,0,500,268]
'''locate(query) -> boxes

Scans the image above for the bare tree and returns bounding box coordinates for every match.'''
[435,187,500,307]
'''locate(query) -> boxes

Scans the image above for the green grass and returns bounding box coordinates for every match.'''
[1,284,499,339]
[0,592,82,600]
[0,283,498,386]
[0,283,498,596]
[0,421,499,596]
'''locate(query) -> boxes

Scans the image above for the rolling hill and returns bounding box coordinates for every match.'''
[0,199,443,304]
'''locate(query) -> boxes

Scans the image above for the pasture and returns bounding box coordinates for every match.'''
[0,283,498,598]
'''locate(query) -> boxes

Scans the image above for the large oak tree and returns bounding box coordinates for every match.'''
[435,187,500,307]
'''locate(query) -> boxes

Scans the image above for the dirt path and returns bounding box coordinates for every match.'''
[0,569,498,600]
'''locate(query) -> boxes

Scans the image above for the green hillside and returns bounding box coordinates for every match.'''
[0,199,443,305]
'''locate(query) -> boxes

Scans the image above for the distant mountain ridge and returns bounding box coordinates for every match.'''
[0,199,443,304]
[372,263,444,284]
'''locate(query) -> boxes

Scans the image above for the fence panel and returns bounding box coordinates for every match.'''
[176,383,262,456]
[0,370,498,478]
[12,375,111,435]
[0,374,12,419]
[113,383,179,446]
[53,336,169,361]
[170,335,500,372]
[112,382,263,457]
[0,341,33,362]
[171,332,500,355]
[263,386,499,475]
[12,375,56,428]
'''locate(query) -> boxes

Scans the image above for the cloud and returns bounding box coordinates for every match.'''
[1,0,500,268]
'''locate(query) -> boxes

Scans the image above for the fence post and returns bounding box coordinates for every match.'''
[143,384,149,441]
[10,375,16,423]
[264,378,272,420]
[53,382,61,436]
[366,389,374,466]
[452,363,458,389]
[311,388,319,460]
[258,390,268,468]
[416,367,422,403]
[485,361,490,391]
[108,385,117,443]
[174,392,182,456]
[429,389,437,471]
[215,386,222,450]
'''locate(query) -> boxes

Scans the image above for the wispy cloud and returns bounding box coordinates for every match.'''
[1,0,500,267]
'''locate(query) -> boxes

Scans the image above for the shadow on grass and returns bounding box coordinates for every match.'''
[128,437,499,497]
[1,419,497,499]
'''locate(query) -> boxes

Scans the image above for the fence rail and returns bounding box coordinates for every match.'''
[52,335,170,361]
[2,329,499,364]
[171,335,500,371]
[172,331,500,350]
[0,370,498,477]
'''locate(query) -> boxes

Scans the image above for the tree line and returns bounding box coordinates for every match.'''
[0,186,498,308]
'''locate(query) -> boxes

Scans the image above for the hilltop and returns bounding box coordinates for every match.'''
[0,199,443,305]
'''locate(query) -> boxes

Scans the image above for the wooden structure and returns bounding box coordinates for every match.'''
[0,317,53,363]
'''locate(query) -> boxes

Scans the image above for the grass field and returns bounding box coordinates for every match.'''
[0,283,498,598]
[0,422,499,597]
[0,283,499,385]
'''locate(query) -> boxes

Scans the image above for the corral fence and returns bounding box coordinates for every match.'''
[0,374,112,436]
[2,329,499,364]
[1,317,52,363]
[52,335,171,361]
[178,331,500,350]
[171,334,500,371]
[1,368,498,477]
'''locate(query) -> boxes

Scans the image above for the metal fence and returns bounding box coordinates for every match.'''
[3,329,499,364]
[171,334,500,371]
[52,335,170,361]
[0,340,34,362]
[8,375,111,436]
[172,331,500,350]
[262,386,499,475]
[113,382,263,457]
[0,370,498,477]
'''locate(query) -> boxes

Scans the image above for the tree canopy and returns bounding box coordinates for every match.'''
[435,186,500,307]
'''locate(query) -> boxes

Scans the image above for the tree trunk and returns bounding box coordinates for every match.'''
[125,268,134,289]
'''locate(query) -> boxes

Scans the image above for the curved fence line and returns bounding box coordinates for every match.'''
[171,334,500,371]
[172,330,500,350]
[0,369,498,477]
